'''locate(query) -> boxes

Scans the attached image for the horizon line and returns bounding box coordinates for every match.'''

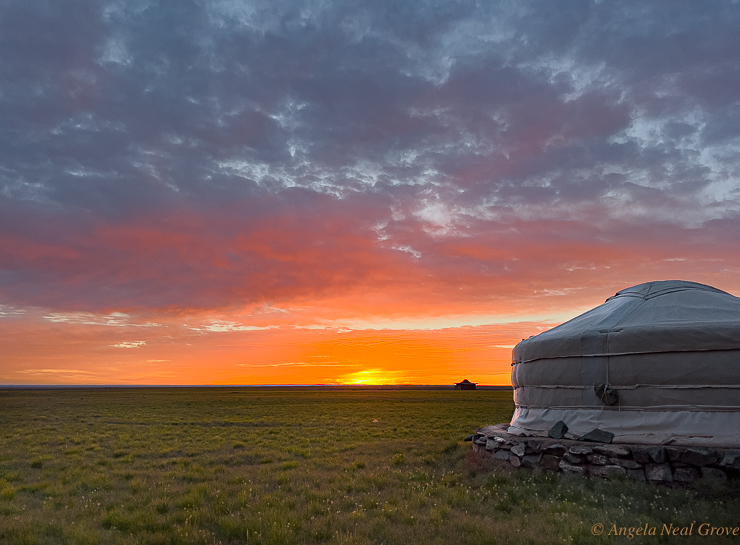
[1,383,513,389]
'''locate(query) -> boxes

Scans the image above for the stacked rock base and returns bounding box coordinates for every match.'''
[471,424,740,485]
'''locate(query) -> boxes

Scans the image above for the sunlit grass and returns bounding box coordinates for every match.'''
[0,387,737,544]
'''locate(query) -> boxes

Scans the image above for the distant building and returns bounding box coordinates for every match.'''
[454,379,477,390]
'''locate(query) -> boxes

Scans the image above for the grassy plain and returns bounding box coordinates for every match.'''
[0,387,738,545]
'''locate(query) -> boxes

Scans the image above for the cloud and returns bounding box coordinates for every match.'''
[17,368,98,375]
[43,312,161,327]
[236,362,359,368]
[0,304,25,318]
[111,341,146,348]
[187,321,278,332]
[0,0,739,322]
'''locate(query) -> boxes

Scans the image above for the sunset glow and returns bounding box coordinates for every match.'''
[2,1,740,385]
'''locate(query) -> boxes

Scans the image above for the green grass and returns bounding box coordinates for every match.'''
[0,387,737,544]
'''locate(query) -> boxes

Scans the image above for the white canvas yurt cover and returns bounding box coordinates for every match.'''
[510,280,740,447]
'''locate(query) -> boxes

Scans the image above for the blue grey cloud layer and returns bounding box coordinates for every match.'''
[1,0,739,312]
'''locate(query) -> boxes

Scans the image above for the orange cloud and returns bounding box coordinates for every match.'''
[3,202,740,386]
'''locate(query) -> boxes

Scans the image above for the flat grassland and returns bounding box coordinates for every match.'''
[1,388,738,545]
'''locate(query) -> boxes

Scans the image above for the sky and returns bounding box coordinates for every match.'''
[2,0,740,385]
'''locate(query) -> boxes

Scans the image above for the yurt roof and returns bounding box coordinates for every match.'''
[513,280,740,363]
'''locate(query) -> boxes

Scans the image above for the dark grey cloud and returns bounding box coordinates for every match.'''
[1,0,739,312]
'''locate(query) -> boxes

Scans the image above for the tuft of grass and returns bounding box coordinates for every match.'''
[442,440,460,453]
[1,484,15,501]
[3,471,21,482]
[287,446,311,459]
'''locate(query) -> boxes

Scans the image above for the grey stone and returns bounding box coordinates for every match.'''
[492,435,511,445]
[474,436,487,446]
[587,454,609,465]
[485,439,498,452]
[493,450,511,461]
[510,443,526,457]
[521,454,542,468]
[548,420,569,439]
[681,447,720,467]
[673,467,700,483]
[509,455,521,468]
[464,434,474,442]
[648,447,667,464]
[627,468,646,481]
[559,460,586,475]
[543,444,566,456]
[719,450,740,470]
[589,464,627,479]
[700,467,727,484]
[541,454,561,471]
[563,452,585,464]
[594,445,630,457]
[630,448,651,465]
[568,445,593,455]
[579,429,614,443]
[665,447,683,462]
[610,457,642,469]
[646,463,673,482]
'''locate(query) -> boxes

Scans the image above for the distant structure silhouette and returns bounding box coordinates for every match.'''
[454,379,477,390]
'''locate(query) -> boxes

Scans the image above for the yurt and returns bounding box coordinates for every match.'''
[455,379,477,390]
[509,280,740,447]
